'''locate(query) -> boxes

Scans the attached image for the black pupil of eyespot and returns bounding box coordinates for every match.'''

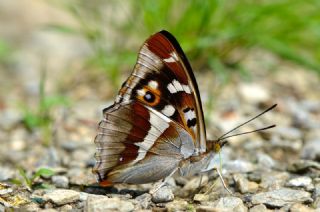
[144,91,155,102]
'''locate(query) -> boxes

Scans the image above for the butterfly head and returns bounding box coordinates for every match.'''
[206,139,228,153]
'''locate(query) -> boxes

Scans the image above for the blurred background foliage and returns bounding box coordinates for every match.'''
[0,0,319,134]
[47,0,320,88]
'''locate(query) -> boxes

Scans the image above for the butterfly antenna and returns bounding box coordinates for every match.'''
[218,124,276,142]
[217,104,277,142]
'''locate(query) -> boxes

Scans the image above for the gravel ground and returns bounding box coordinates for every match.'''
[1,1,320,211]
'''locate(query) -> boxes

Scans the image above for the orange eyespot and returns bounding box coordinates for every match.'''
[136,85,161,107]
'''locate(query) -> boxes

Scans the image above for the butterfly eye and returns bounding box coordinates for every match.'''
[144,91,155,103]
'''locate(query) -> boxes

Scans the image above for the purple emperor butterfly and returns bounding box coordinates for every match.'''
[93,30,275,187]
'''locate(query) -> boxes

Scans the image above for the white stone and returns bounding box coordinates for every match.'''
[43,189,80,205]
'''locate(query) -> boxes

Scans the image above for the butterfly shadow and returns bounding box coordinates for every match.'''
[83,183,148,198]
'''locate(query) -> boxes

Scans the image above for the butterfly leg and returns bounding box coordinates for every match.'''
[198,174,203,188]
[214,167,233,195]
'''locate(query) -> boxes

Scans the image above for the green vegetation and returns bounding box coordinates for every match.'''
[48,0,320,90]
[11,168,55,190]
[21,64,69,146]
[0,39,13,63]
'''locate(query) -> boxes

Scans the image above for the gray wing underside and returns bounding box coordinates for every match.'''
[94,101,195,184]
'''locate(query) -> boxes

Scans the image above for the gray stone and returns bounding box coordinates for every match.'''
[234,173,250,193]
[301,139,320,161]
[314,197,320,209]
[166,200,189,211]
[135,193,151,209]
[0,166,15,181]
[59,204,73,211]
[0,188,13,195]
[151,185,174,203]
[193,193,209,202]
[239,83,270,104]
[10,129,27,151]
[249,204,268,212]
[290,203,314,212]
[260,171,289,189]
[248,172,262,183]
[85,196,134,212]
[212,196,247,212]
[270,135,302,151]
[288,160,320,173]
[251,188,312,208]
[43,189,80,205]
[60,141,81,152]
[183,175,208,191]
[52,175,69,188]
[286,176,312,188]
[79,192,89,201]
[314,186,320,199]
[248,182,259,193]
[20,202,41,212]
[0,109,21,131]
[275,127,302,140]
[233,174,259,193]
[223,159,256,174]
[67,168,94,185]
[257,152,276,169]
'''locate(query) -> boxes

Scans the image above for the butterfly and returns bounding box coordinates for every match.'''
[92,30,276,187]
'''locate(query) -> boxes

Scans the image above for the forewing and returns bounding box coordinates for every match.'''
[115,30,207,153]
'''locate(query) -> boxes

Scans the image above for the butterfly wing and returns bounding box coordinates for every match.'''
[93,30,207,185]
[115,30,207,153]
[93,101,195,185]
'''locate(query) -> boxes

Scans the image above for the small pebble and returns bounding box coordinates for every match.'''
[151,186,174,203]
[286,176,312,188]
[301,139,320,161]
[52,175,69,188]
[223,159,256,174]
[275,127,302,140]
[0,109,21,131]
[183,175,208,191]
[135,193,152,209]
[0,188,13,196]
[85,196,134,212]
[166,200,189,211]
[288,160,320,173]
[61,141,81,152]
[270,135,302,151]
[247,172,262,183]
[43,189,80,205]
[247,182,259,193]
[234,173,249,194]
[249,204,268,212]
[313,197,320,209]
[257,152,276,169]
[260,171,289,189]
[251,188,312,207]
[20,202,40,211]
[193,194,209,202]
[0,166,15,181]
[239,83,270,104]
[290,203,314,212]
[213,196,247,211]
[60,204,73,211]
